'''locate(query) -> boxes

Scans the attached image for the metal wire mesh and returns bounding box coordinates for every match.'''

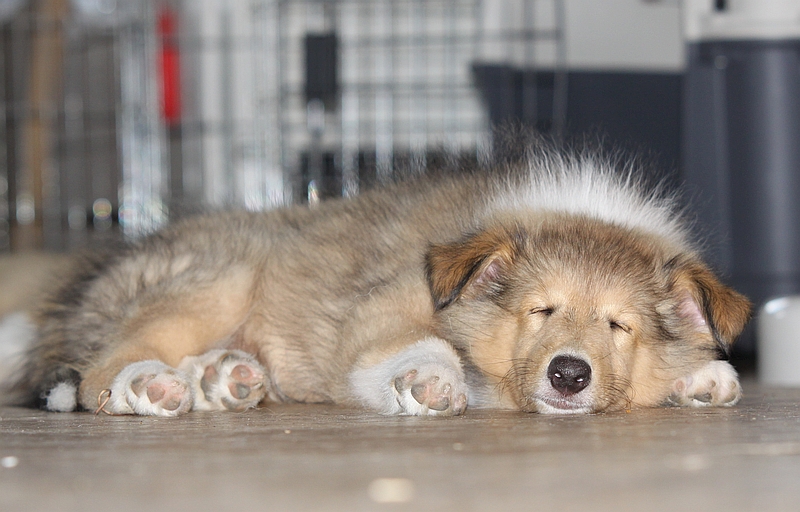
[0,0,565,251]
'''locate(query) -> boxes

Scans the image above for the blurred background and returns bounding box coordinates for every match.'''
[2,0,800,363]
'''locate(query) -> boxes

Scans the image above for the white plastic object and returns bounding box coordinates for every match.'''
[758,296,800,386]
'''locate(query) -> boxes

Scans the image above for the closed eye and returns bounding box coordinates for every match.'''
[530,307,554,316]
[609,321,632,334]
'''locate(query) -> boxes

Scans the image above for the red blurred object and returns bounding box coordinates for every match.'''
[158,6,181,126]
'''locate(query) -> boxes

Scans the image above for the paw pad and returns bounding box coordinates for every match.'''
[668,361,741,408]
[182,349,267,412]
[106,361,194,416]
[131,372,191,412]
[394,368,467,415]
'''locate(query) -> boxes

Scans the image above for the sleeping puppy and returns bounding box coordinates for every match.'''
[5,146,751,416]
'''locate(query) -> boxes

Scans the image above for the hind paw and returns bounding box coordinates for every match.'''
[667,360,742,407]
[180,349,267,411]
[106,361,194,416]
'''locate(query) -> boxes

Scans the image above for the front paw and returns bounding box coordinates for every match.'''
[393,365,468,416]
[349,337,469,416]
[667,360,741,407]
[106,361,194,416]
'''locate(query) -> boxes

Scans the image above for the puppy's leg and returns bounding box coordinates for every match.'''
[179,349,267,411]
[667,360,742,407]
[349,337,468,416]
[74,266,256,416]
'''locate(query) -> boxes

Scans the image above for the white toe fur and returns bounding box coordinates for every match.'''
[107,361,193,416]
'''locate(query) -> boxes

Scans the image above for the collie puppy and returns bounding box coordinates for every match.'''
[5,147,751,416]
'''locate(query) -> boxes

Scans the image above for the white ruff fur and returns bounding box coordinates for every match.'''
[491,154,688,249]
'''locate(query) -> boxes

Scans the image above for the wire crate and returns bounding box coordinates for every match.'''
[0,0,565,250]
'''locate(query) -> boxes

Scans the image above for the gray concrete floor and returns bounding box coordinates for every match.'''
[1,379,799,512]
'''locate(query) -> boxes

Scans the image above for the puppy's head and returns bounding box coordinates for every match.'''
[426,216,751,413]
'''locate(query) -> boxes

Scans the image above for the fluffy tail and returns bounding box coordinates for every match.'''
[0,312,39,405]
[0,313,79,411]
[0,253,81,411]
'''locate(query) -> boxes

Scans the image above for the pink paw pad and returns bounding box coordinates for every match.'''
[198,351,266,411]
[395,369,467,415]
[131,373,190,412]
[228,364,262,399]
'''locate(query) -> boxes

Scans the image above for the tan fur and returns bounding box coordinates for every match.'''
[7,153,752,415]
[428,215,750,412]
[125,266,255,363]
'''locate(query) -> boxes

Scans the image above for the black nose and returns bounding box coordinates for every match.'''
[547,355,592,396]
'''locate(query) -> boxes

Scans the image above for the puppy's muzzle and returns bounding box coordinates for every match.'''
[547,355,591,396]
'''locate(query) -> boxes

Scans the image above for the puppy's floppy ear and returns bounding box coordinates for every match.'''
[426,226,524,311]
[662,256,752,357]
